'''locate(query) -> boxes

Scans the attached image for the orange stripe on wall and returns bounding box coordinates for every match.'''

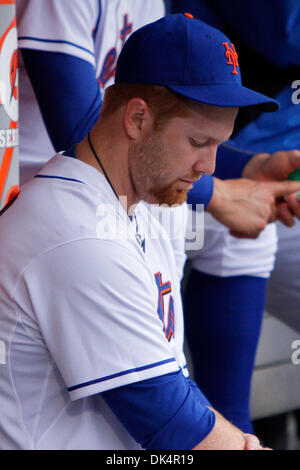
[0,16,17,106]
[4,184,19,205]
[0,16,16,50]
[0,120,18,202]
[0,1,15,5]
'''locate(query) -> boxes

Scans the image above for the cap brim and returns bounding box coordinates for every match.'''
[167,84,279,112]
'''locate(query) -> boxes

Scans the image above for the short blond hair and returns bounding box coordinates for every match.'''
[101,83,191,129]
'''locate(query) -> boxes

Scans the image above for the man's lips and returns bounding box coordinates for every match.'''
[180,178,195,184]
[177,179,197,190]
[179,175,202,186]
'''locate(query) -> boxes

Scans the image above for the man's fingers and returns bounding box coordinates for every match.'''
[268,205,277,223]
[285,149,300,174]
[268,150,300,179]
[243,434,264,450]
[285,193,300,220]
[277,202,295,227]
[229,229,261,239]
[269,180,300,198]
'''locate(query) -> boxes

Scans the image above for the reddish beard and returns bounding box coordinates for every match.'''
[150,183,189,206]
[129,130,199,206]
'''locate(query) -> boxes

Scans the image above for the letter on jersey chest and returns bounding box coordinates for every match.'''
[154,272,175,342]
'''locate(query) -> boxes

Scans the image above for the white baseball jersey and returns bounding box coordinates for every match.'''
[16,0,165,184]
[143,202,188,282]
[0,154,188,449]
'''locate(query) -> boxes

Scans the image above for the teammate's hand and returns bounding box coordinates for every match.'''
[242,149,300,227]
[206,177,300,239]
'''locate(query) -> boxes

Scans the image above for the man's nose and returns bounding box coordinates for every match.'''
[193,147,217,175]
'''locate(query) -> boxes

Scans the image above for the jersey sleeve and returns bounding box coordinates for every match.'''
[102,370,216,450]
[133,0,165,28]
[16,238,180,401]
[17,0,99,66]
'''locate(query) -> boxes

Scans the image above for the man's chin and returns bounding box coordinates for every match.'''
[145,188,188,207]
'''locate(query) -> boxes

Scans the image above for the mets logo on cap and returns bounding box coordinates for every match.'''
[222,42,239,75]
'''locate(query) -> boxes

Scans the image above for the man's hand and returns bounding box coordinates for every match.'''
[242,149,300,227]
[206,177,300,239]
[193,408,271,450]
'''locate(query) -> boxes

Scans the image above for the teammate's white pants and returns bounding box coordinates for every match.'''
[186,211,277,279]
[266,220,300,333]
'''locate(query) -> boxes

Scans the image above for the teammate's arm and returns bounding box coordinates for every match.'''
[188,145,300,237]
[17,0,101,152]
[21,49,102,152]
[207,176,300,238]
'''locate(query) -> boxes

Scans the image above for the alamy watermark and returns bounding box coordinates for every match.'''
[95,197,205,251]
[291,80,300,104]
[0,340,6,365]
[291,340,300,365]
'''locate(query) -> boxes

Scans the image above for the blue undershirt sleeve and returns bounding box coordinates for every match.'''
[187,175,214,209]
[101,369,216,450]
[187,143,255,209]
[213,143,254,180]
[21,49,102,152]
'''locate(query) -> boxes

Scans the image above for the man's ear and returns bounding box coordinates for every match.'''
[124,98,152,139]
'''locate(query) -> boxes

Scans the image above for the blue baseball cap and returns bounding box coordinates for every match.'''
[115,13,279,112]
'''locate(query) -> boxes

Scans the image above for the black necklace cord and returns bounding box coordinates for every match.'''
[87,132,118,199]
[87,132,145,251]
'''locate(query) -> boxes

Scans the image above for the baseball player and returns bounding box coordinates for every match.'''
[0,13,285,450]
[172,0,300,435]
[13,0,277,292]
[13,0,300,446]
[17,0,300,281]
[15,0,191,281]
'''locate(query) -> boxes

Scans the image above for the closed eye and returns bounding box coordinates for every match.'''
[189,137,209,148]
